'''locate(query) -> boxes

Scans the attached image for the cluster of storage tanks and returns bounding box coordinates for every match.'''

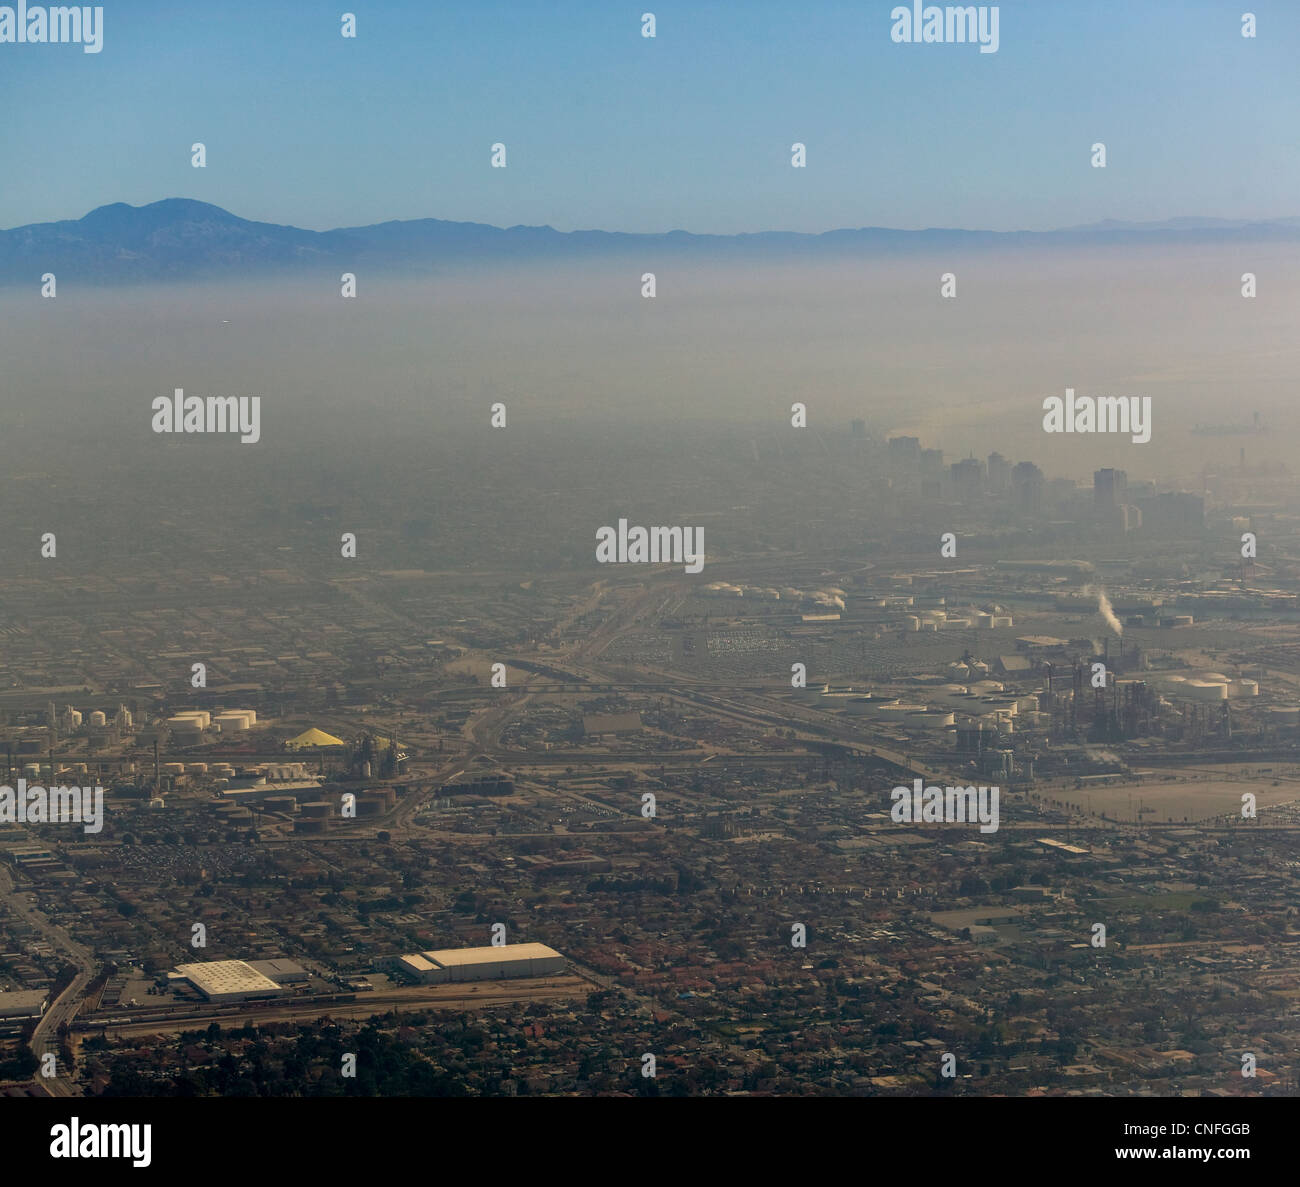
[20,761,97,781]
[164,709,258,738]
[795,681,1032,737]
[702,582,846,611]
[159,761,238,777]
[291,788,396,833]
[59,705,132,731]
[1142,672,1260,703]
[899,610,1013,631]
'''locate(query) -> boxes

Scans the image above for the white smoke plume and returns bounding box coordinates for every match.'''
[1083,584,1123,636]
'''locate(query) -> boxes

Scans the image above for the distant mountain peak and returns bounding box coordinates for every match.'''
[2,200,1298,285]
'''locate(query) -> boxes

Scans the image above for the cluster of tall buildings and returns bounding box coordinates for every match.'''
[880,434,1204,530]
[1094,468,1205,534]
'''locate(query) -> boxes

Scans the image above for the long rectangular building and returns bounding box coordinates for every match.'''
[398,942,564,984]
[0,989,48,1020]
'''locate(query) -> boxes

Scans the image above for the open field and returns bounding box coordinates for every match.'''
[1046,764,1300,823]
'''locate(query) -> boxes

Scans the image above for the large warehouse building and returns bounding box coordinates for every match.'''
[171,959,294,1003]
[0,989,48,1021]
[398,942,564,985]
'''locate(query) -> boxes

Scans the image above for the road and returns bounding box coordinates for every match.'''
[0,865,94,1096]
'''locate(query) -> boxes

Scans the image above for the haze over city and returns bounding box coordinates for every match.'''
[1,2,1297,1167]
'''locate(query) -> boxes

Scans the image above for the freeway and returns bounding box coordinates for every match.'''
[0,864,94,1096]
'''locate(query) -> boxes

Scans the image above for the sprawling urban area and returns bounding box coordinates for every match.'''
[1,419,1296,1097]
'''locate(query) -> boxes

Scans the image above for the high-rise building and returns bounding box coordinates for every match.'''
[987,451,1011,495]
[1012,461,1044,514]
[1094,468,1128,510]
[888,436,921,462]
[951,457,984,501]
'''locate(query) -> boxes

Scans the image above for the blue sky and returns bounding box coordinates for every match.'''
[1,0,1296,233]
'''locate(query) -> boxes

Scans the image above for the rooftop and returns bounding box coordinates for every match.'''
[174,959,285,996]
[422,942,562,967]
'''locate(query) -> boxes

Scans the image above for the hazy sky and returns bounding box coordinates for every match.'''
[3,244,1297,484]
[1,1,1297,233]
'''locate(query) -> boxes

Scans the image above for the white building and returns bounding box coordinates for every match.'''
[172,959,292,1003]
[398,943,565,984]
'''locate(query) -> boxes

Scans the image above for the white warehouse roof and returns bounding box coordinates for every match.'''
[423,942,561,967]
[175,959,284,997]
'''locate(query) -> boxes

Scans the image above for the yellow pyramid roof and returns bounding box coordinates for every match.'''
[287,727,346,749]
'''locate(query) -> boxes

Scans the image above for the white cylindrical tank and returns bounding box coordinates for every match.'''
[170,710,210,728]
[877,702,926,718]
[89,710,107,727]
[914,710,955,727]
[903,616,920,631]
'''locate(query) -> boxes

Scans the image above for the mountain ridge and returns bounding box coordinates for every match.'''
[4,199,1298,284]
